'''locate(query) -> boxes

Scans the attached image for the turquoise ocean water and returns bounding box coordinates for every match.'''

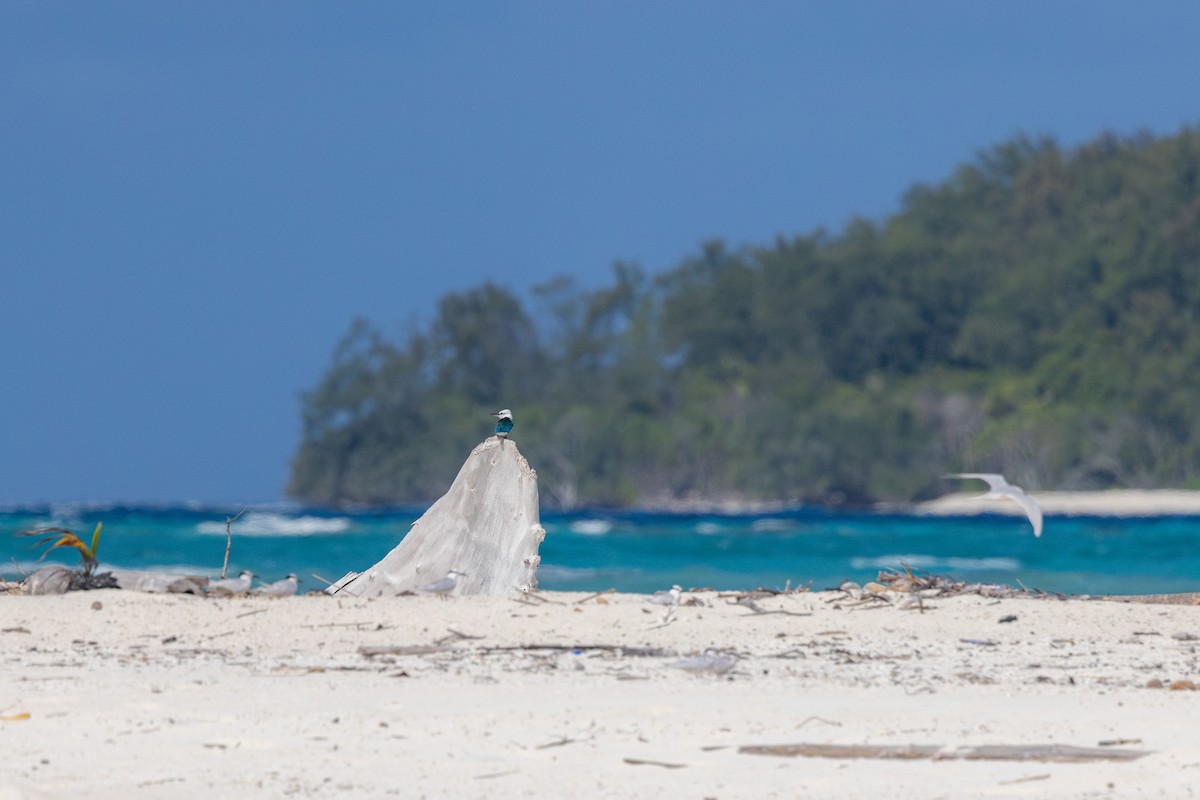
[0,503,1196,596]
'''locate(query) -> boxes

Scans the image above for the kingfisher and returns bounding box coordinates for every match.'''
[491,408,514,438]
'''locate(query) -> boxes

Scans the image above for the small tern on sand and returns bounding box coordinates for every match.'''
[647,584,683,607]
[944,473,1043,537]
[206,570,254,596]
[417,569,468,597]
[256,573,299,597]
[670,648,738,675]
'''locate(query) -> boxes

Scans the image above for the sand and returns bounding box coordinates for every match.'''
[3,587,1200,799]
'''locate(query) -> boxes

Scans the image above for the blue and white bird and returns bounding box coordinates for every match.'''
[491,408,514,438]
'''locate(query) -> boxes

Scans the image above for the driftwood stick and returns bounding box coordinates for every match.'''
[220,507,246,580]
[623,758,687,769]
[575,588,617,605]
[795,715,843,728]
[535,736,577,750]
[739,742,1150,762]
[359,644,444,657]
[521,592,564,605]
[357,642,674,658]
[478,643,673,657]
[235,608,268,620]
[432,629,484,646]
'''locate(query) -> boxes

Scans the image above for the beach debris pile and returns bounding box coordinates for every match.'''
[18,564,118,595]
[829,566,1039,610]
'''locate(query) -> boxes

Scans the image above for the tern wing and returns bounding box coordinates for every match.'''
[418,577,454,593]
[1002,488,1044,537]
[944,473,1011,491]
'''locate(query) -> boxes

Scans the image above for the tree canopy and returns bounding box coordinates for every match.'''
[288,127,1200,508]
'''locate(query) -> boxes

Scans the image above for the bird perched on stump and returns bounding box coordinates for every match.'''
[491,408,514,438]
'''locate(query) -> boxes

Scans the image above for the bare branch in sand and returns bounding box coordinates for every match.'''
[575,588,617,605]
[360,644,445,657]
[623,758,687,769]
[434,629,484,645]
[220,507,245,580]
[795,715,843,729]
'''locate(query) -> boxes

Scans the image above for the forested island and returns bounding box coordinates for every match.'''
[287,128,1200,509]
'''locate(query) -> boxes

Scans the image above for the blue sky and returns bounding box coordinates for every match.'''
[3,2,1198,504]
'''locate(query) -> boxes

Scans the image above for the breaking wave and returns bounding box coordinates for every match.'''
[567,519,614,536]
[195,512,351,537]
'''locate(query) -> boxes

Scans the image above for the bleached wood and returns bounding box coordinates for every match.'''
[327,437,545,597]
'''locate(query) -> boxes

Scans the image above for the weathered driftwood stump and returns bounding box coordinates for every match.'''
[327,437,545,597]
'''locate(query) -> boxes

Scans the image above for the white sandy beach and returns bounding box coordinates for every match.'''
[3,588,1200,799]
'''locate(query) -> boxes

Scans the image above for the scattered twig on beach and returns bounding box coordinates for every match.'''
[435,629,484,645]
[478,643,673,657]
[959,638,999,647]
[727,595,813,617]
[235,608,269,620]
[535,736,579,750]
[766,648,808,660]
[647,606,677,629]
[473,769,520,780]
[623,758,687,769]
[521,591,565,605]
[998,774,1051,785]
[220,507,245,580]
[575,588,617,605]
[360,641,674,659]
[795,716,843,729]
[360,644,445,657]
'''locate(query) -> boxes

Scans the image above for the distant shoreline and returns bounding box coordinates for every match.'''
[628,489,1200,517]
[908,489,1200,518]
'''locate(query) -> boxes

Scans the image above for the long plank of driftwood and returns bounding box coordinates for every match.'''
[357,643,674,658]
[359,645,444,656]
[738,743,1150,762]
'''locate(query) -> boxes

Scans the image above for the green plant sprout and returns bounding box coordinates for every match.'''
[18,522,103,579]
